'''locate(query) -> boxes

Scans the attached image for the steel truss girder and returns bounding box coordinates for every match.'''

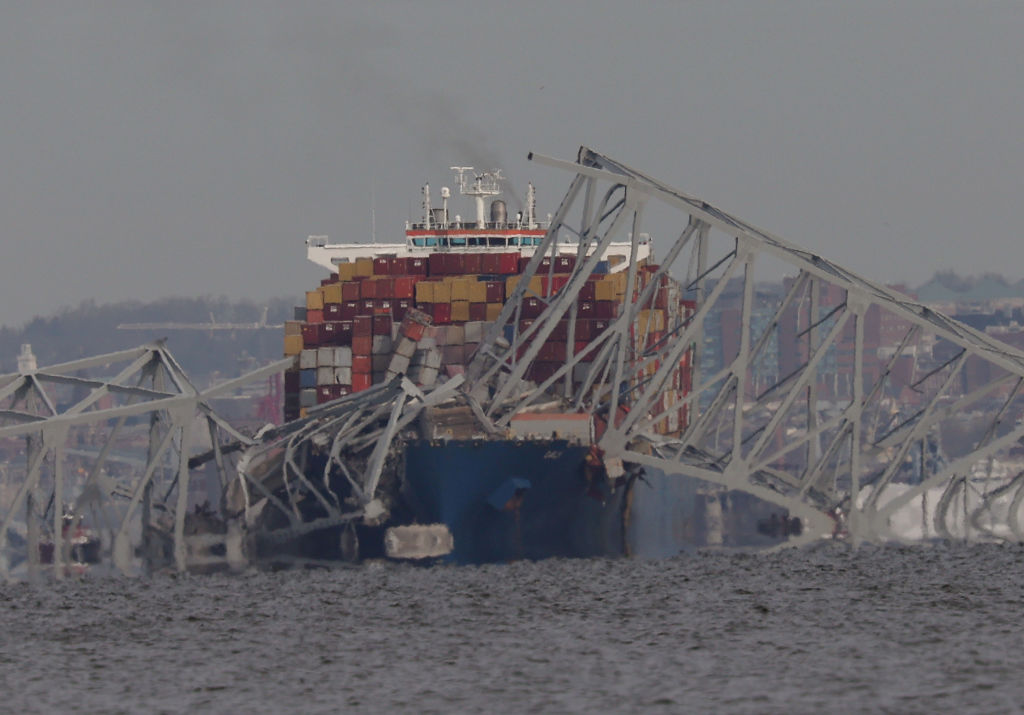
[0,343,294,579]
[454,146,1024,545]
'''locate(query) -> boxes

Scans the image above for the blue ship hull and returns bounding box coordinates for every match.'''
[401,443,793,563]
[402,440,630,564]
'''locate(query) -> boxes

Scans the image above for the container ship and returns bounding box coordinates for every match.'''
[250,167,783,564]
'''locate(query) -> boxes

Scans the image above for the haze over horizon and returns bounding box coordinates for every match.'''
[2,2,1022,329]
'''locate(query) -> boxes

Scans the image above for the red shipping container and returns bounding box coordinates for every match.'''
[401,321,424,342]
[390,256,408,275]
[394,277,417,299]
[577,301,595,319]
[352,336,372,356]
[464,253,482,274]
[379,279,395,299]
[337,320,353,345]
[555,256,575,273]
[341,282,360,301]
[321,321,341,345]
[324,303,342,320]
[579,281,596,301]
[306,309,324,324]
[320,278,333,286]
[352,373,372,392]
[485,281,505,303]
[550,320,569,341]
[498,253,519,274]
[361,280,377,299]
[373,257,390,275]
[429,253,446,275]
[595,301,617,320]
[481,253,500,274]
[445,253,466,275]
[592,319,610,334]
[469,303,487,321]
[539,341,567,361]
[359,299,376,313]
[317,385,334,404]
[372,314,393,336]
[353,315,373,337]
[550,275,570,294]
[432,302,452,325]
[301,323,321,348]
[352,355,371,373]
[574,341,595,362]
[521,297,545,319]
[408,257,428,275]
[340,301,360,320]
[393,299,412,321]
[574,319,594,341]
[284,370,301,392]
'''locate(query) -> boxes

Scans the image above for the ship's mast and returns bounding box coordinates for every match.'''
[451,166,502,228]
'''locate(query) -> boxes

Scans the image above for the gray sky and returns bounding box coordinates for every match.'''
[2,2,1022,328]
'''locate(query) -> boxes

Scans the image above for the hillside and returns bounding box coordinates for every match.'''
[0,296,298,379]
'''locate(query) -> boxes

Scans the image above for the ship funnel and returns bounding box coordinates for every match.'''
[490,199,507,227]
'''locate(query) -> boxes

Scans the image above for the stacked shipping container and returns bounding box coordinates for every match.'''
[283,252,694,433]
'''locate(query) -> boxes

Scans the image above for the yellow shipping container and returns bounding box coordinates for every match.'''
[594,279,616,301]
[638,309,665,332]
[299,407,308,419]
[432,281,452,303]
[469,280,487,303]
[486,303,503,321]
[284,320,304,336]
[337,263,357,281]
[306,290,324,310]
[450,279,471,302]
[506,275,520,295]
[284,334,303,355]
[451,301,470,322]
[322,282,343,304]
[355,257,374,277]
[415,281,434,303]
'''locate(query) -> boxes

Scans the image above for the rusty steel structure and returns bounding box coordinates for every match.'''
[6,147,1024,579]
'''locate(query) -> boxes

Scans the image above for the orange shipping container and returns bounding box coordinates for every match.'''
[486,303,503,321]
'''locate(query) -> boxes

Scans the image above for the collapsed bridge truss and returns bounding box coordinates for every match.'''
[467,146,1024,543]
[5,146,1024,579]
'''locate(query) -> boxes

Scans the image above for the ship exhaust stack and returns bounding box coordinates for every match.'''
[490,199,507,227]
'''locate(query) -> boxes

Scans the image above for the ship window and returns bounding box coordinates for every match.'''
[451,237,466,246]
[488,237,505,247]
[412,238,425,247]
[425,237,438,246]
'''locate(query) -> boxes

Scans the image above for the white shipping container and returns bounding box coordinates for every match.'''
[464,321,484,344]
[317,366,335,384]
[395,337,417,358]
[299,349,318,370]
[299,388,317,407]
[389,354,411,374]
[317,347,334,366]
[418,366,439,386]
[372,335,393,354]
[334,346,353,367]
[423,349,442,369]
[334,367,352,385]
[446,325,465,345]
[371,354,390,372]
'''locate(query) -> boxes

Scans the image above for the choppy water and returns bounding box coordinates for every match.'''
[2,542,1023,713]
